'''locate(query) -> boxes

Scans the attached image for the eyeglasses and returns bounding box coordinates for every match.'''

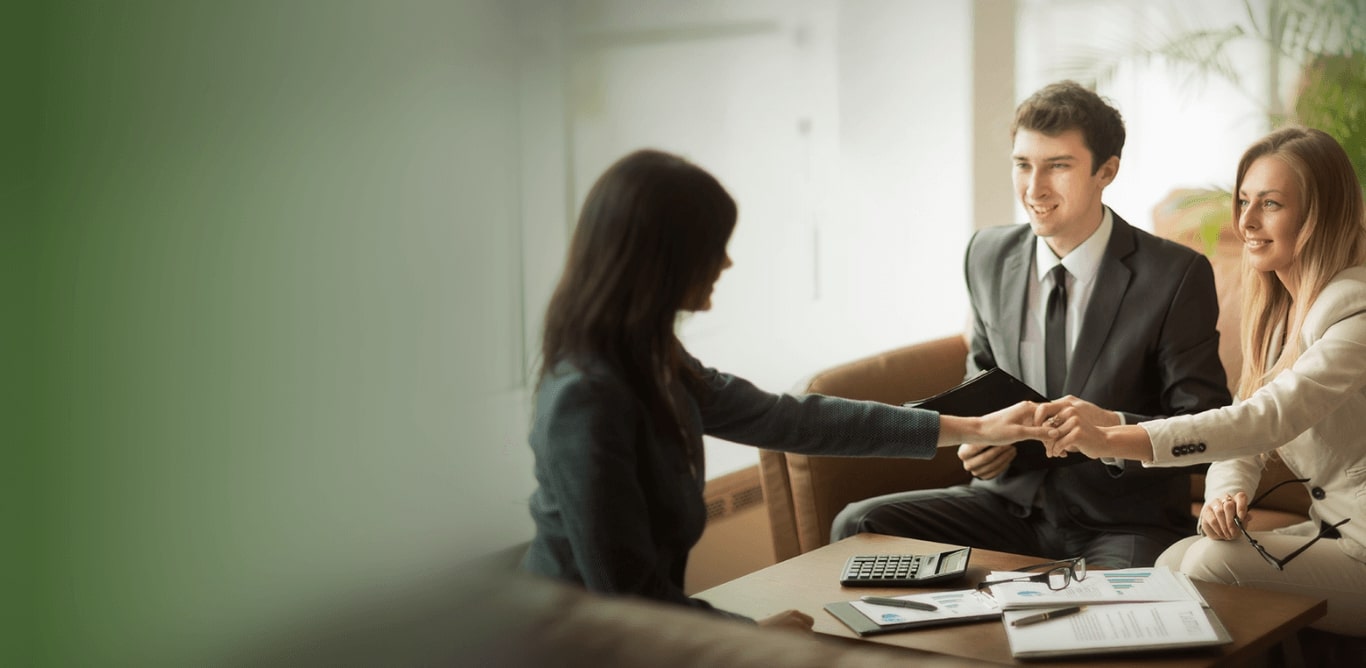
[1231,477,1351,571]
[976,557,1087,591]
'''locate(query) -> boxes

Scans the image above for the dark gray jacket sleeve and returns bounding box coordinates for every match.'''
[687,356,941,459]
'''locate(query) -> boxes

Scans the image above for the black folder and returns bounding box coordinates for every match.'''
[903,368,1045,416]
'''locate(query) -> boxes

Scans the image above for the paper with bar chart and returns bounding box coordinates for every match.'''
[983,567,1204,610]
[986,567,1231,658]
[1001,600,1232,658]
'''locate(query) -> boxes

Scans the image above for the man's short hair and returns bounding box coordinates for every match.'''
[1011,81,1126,174]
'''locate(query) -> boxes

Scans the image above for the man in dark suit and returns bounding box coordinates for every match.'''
[831,81,1232,568]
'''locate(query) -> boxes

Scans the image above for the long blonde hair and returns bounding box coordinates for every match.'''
[1236,127,1366,398]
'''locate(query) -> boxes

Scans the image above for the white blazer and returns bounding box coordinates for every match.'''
[1143,266,1366,563]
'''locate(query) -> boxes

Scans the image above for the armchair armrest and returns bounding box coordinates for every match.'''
[760,334,971,561]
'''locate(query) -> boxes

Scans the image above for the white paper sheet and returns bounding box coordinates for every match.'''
[984,566,1197,609]
[850,589,1000,626]
[1002,601,1228,657]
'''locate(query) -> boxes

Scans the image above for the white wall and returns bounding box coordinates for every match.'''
[558,1,1001,476]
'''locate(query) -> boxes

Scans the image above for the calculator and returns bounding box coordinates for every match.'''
[839,547,973,587]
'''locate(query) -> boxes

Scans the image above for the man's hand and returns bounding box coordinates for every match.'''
[959,443,1016,479]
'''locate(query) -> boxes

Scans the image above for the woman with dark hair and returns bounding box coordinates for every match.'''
[1041,127,1366,636]
[521,149,1055,628]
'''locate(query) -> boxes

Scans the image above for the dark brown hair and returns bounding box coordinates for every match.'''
[540,149,736,441]
[1011,81,1126,174]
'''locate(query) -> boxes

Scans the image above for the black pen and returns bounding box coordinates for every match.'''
[859,596,938,612]
[1010,606,1085,627]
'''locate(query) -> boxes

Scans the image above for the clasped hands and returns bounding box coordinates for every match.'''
[960,397,1117,479]
[976,396,1116,459]
[1030,395,1119,458]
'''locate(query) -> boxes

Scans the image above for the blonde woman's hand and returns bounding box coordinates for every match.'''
[1199,491,1250,540]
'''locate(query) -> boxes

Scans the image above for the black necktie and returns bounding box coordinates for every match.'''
[1045,265,1068,399]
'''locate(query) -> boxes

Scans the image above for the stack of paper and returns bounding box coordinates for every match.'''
[982,567,1231,659]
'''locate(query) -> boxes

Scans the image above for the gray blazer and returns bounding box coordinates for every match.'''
[964,213,1231,533]
[522,353,941,617]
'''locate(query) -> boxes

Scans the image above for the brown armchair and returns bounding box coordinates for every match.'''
[759,216,1309,563]
[760,334,972,560]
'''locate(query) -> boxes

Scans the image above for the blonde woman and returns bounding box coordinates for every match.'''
[1040,127,1366,636]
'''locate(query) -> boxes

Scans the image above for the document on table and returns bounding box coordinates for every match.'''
[984,566,1207,609]
[825,589,1001,636]
[1001,600,1232,659]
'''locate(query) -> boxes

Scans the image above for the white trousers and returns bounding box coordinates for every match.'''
[1157,522,1366,636]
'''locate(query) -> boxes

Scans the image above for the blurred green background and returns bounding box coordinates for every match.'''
[15,1,533,665]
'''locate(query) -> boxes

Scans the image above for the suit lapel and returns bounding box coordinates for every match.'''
[1067,215,1136,394]
[998,233,1033,375]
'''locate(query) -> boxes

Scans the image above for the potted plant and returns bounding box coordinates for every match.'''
[1056,0,1366,254]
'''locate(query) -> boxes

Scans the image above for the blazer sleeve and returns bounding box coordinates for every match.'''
[533,373,733,616]
[1202,453,1267,507]
[687,356,941,459]
[1144,286,1366,466]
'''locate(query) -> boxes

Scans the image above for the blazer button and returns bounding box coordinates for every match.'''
[1312,487,1326,500]
[1197,443,1207,452]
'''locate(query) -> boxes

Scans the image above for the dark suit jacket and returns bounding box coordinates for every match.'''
[521,352,940,618]
[964,213,1231,533]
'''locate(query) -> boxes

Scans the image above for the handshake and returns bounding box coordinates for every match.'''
[980,396,1123,460]
[1031,395,1125,459]
[955,396,1143,473]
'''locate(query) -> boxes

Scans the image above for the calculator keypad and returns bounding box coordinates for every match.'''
[839,550,968,587]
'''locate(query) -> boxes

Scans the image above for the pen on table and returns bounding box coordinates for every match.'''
[1010,606,1085,627]
[859,596,938,612]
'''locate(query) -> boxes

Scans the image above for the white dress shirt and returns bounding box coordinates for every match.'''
[1019,207,1114,395]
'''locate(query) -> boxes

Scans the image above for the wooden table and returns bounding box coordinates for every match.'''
[696,534,1326,667]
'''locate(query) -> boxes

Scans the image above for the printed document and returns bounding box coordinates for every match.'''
[849,589,1000,626]
[1002,600,1230,658]
[984,566,1203,609]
